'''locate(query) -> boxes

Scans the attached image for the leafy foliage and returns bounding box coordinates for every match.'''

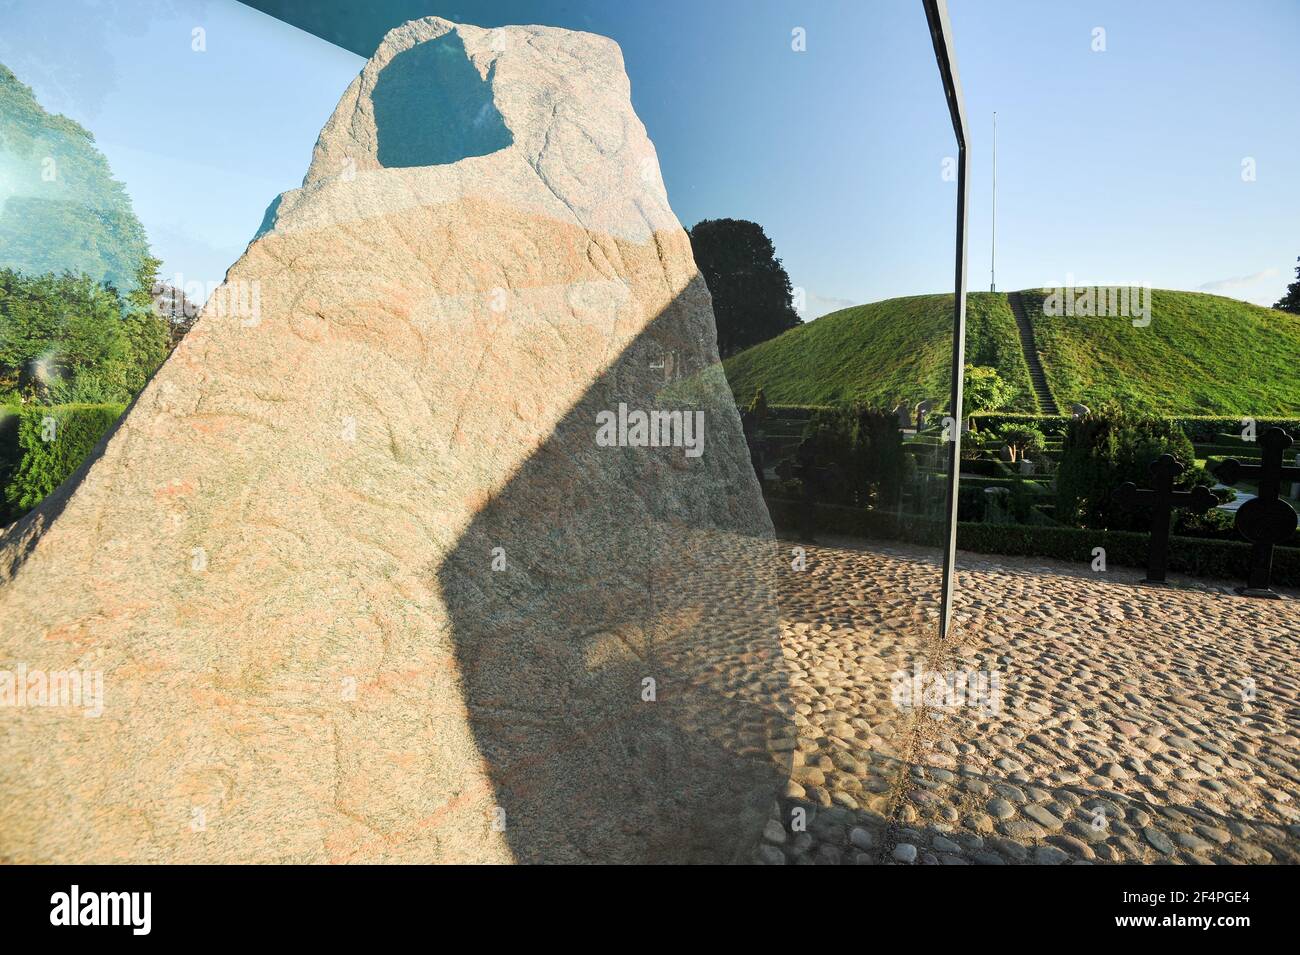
[0,63,150,295]
[962,364,1015,416]
[984,423,1046,462]
[1055,410,1207,531]
[0,264,170,403]
[763,499,1300,587]
[1275,256,1300,314]
[688,218,801,357]
[800,403,910,507]
[2,402,123,519]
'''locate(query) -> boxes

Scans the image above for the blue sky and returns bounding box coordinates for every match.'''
[2,0,1295,314]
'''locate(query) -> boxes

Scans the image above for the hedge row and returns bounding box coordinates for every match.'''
[1,403,123,524]
[972,413,1300,444]
[765,497,1300,587]
[1194,444,1264,460]
[959,475,1051,494]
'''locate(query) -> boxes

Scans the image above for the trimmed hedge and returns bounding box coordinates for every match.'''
[765,497,1300,587]
[2,403,123,522]
[973,413,1300,444]
[960,475,1051,494]
[1195,443,1263,460]
[958,458,1015,477]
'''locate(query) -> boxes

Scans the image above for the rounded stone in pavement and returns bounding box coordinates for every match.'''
[1143,827,1175,855]
[815,845,843,865]
[987,837,1029,862]
[1175,832,1214,854]
[1047,833,1096,860]
[999,820,1045,841]
[988,798,1016,820]
[932,835,963,854]
[758,844,786,865]
[1033,845,1070,865]
[850,827,874,851]
[1023,804,1064,832]
[893,843,918,863]
[763,819,787,844]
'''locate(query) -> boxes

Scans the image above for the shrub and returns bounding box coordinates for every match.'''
[2,403,123,521]
[983,423,1046,463]
[802,403,910,507]
[972,413,1300,444]
[963,364,1014,417]
[1056,410,1207,531]
[959,457,1015,477]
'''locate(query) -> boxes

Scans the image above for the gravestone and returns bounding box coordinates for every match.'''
[1214,427,1300,597]
[1070,403,1090,419]
[914,399,933,431]
[1113,454,1217,584]
[983,485,1010,524]
[891,402,912,430]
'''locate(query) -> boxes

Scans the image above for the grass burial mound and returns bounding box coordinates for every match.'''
[725,289,1300,416]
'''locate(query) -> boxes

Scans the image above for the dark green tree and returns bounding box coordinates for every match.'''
[688,218,801,357]
[1274,257,1300,314]
[120,255,172,395]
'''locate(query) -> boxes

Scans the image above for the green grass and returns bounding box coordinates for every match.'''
[1020,288,1300,415]
[724,292,1033,410]
[725,288,1300,415]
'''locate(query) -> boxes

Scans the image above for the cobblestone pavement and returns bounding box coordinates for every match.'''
[756,536,1300,865]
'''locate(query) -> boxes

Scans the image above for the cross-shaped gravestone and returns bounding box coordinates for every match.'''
[1213,427,1300,597]
[1113,454,1218,584]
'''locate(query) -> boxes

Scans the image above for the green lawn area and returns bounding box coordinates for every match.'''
[1021,288,1300,415]
[724,288,1300,416]
[724,291,1034,410]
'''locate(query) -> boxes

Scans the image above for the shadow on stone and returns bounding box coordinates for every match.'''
[437,292,795,864]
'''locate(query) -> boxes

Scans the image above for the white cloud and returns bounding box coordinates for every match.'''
[1198,268,1279,292]
[797,290,856,321]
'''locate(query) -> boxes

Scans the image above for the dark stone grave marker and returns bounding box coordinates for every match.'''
[1214,427,1299,597]
[1113,454,1217,584]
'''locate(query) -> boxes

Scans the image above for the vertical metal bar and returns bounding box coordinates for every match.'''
[990,111,997,292]
[922,0,969,643]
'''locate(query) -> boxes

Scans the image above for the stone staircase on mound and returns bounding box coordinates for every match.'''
[1007,291,1059,415]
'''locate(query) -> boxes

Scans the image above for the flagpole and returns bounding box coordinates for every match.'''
[990,111,997,293]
